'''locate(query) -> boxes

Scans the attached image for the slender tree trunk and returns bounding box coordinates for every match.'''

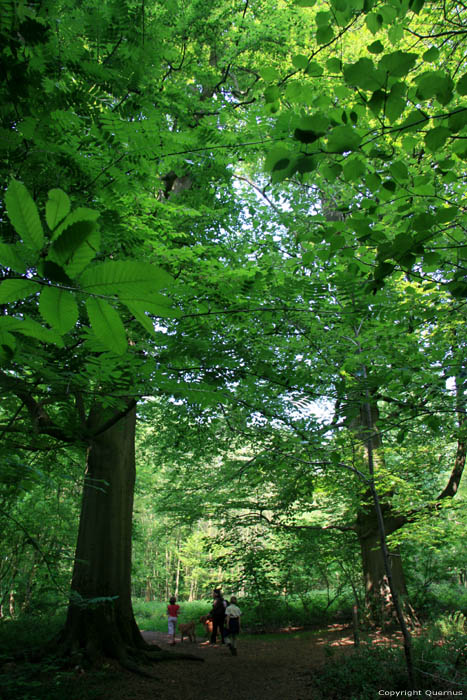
[174,545,181,599]
[58,403,148,662]
[145,578,153,602]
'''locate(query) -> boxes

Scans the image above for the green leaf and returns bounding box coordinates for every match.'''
[265,146,293,173]
[423,47,439,62]
[389,161,409,181]
[416,71,454,105]
[374,261,395,280]
[331,0,348,11]
[387,24,403,44]
[0,243,27,273]
[4,179,44,251]
[378,51,418,78]
[65,228,101,279]
[294,113,329,143]
[343,157,366,181]
[448,108,467,132]
[50,220,98,268]
[39,285,78,334]
[326,58,341,72]
[79,261,173,297]
[409,0,425,14]
[305,61,323,77]
[368,40,384,54]
[292,54,308,70]
[411,213,435,232]
[343,58,385,91]
[398,109,428,132]
[51,207,100,242]
[365,172,381,192]
[456,73,467,96]
[272,158,290,171]
[0,278,40,303]
[295,155,321,173]
[315,11,332,25]
[124,296,181,322]
[435,207,457,223]
[365,12,383,34]
[39,261,73,285]
[264,85,280,103]
[0,316,63,346]
[424,126,451,152]
[86,297,127,355]
[45,189,71,231]
[320,162,343,182]
[0,331,16,352]
[326,126,362,153]
[368,90,386,116]
[386,93,405,123]
[316,25,334,45]
[259,67,279,82]
[447,280,467,298]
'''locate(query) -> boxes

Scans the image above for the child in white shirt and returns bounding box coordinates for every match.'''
[224,596,242,656]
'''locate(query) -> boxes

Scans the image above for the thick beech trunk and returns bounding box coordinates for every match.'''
[352,399,414,626]
[58,403,148,661]
[357,510,411,626]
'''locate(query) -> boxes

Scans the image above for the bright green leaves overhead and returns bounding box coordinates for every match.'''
[343,52,417,93]
[1,180,176,360]
[5,179,44,252]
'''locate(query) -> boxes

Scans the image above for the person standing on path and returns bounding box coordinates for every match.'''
[167,595,180,646]
[224,596,242,655]
[209,589,227,645]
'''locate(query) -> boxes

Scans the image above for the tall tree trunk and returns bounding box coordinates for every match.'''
[352,398,414,625]
[356,509,410,625]
[58,403,148,662]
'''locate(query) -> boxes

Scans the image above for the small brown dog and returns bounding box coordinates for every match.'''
[179,621,196,643]
[199,614,213,638]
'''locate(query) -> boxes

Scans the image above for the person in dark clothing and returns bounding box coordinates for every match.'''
[209,588,226,645]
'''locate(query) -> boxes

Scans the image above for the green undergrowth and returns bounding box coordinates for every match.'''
[132,589,355,635]
[310,613,467,700]
[412,582,467,620]
[0,614,66,658]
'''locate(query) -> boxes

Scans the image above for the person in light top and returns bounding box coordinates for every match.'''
[167,595,180,646]
[224,595,242,656]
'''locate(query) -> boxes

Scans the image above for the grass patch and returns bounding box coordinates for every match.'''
[132,598,213,637]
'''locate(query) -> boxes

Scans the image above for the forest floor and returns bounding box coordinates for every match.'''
[75,624,406,700]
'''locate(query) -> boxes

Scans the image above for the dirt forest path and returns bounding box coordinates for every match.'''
[93,625,403,700]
